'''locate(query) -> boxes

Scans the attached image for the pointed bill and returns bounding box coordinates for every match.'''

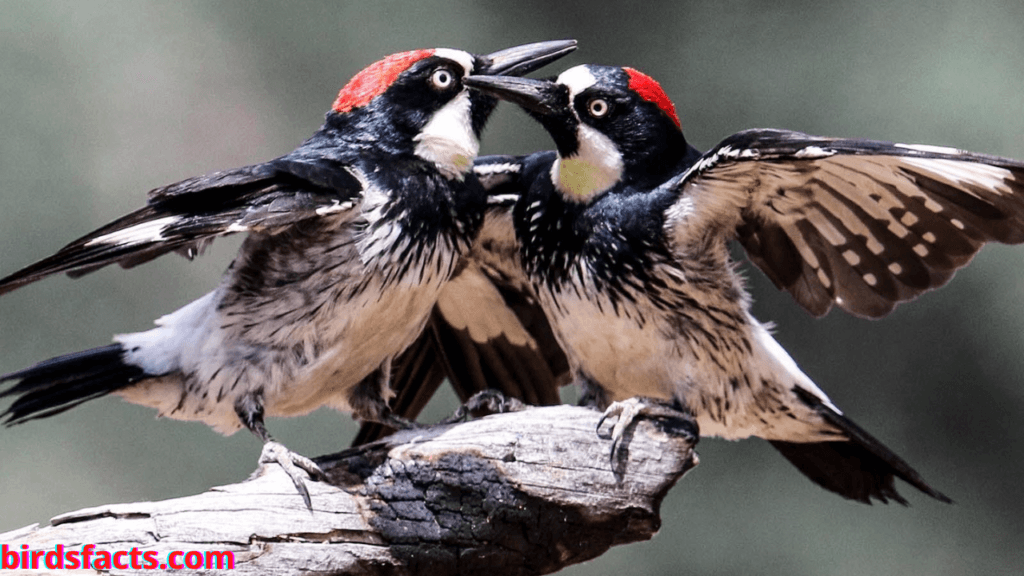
[462,75,563,116]
[477,40,577,77]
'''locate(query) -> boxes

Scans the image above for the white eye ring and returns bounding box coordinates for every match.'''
[431,68,454,89]
[588,98,610,118]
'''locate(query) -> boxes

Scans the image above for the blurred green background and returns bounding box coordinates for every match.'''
[2,1,1023,574]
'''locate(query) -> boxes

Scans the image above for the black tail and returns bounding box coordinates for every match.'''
[771,389,952,505]
[1,344,147,425]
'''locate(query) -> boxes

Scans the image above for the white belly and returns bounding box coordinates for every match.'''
[116,217,461,434]
[540,281,839,443]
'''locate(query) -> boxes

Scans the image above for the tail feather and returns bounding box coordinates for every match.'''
[1,344,147,425]
[770,440,913,505]
[776,387,953,505]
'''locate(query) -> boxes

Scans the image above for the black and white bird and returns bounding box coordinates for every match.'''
[351,185,570,444]
[0,41,575,503]
[464,64,1024,504]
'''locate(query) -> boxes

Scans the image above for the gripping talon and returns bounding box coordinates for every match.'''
[259,441,325,510]
[379,411,423,432]
[598,397,697,470]
[598,398,647,467]
[442,389,524,425]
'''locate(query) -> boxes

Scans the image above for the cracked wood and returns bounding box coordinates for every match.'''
[0,405,698,576]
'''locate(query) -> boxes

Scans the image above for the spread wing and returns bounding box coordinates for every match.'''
[665,129,1024,318]
[0,157,362,295]
[353,155,570,444]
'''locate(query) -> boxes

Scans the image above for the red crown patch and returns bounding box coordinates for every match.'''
[332,49,435,113]
[624,67,680,129]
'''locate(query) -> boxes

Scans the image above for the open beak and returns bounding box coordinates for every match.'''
[462,75,565,116]
[477,40,577,77]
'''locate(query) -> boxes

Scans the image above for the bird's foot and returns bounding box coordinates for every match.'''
[443,389,525,425]
[376,411,426,432]
[258,441,326,510]
[597,397,697,471]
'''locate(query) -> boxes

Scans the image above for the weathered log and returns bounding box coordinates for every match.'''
[0,405,697,575]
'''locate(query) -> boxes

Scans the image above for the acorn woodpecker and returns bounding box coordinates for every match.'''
[0,40,576,504]
[464,64,1024,504]
[351,185,570,444]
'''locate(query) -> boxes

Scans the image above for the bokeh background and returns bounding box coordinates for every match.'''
[2,1,1023,574]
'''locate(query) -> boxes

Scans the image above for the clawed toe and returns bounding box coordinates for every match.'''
[259,441,325,509]
[597,397,696,471]
[442,389,525,425]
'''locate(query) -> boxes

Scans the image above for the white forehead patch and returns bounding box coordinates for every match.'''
[433,48,475,75]
[557,65,597,99]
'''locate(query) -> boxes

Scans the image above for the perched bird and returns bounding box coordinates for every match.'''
[463,64,1024,504]
[350,185,571,445]
[350,187,571,445]
[0,40,576,504]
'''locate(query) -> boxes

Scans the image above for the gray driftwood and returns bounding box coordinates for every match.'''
[0,405,698,575]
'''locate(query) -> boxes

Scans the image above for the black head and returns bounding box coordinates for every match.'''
[466,64,696,200]
[322,42,576,179]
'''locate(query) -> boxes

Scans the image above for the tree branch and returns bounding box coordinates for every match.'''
[0,405,697,575]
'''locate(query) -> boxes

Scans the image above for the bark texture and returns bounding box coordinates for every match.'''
[0,405,698,575]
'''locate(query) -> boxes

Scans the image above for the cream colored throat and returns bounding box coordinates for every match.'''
[414,90,480,180]
[551,123,624,201]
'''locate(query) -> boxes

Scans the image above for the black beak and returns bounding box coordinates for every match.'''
[462,75,565,116]
[477,40,577,77]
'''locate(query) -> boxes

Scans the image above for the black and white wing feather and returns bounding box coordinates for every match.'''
[472,154,526,203]
[0,158,362,295]
[666,129,1024,318]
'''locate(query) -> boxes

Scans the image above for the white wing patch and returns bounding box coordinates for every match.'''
[474,162,521,176]
[85,216,181,247]
[901,156,1013,194]
[315,200,355,216]
[475,162,521,194]
[487,194,519,208]
[894,143,963,155]
[794,146,836,159]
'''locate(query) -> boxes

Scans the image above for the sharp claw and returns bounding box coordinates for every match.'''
[596,410,614,437]
[598,397,695,471]
[441,390,523,425]
[440,404,470,426]
[259,441,324,510]
[293,477,313,511]
[380,411,422,432]
[288,451,327,481]
[597,398,641,467]
[608,435,622,467]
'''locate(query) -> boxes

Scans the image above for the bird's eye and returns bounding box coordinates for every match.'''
[431,68,455,90]
[588,98,610,118]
